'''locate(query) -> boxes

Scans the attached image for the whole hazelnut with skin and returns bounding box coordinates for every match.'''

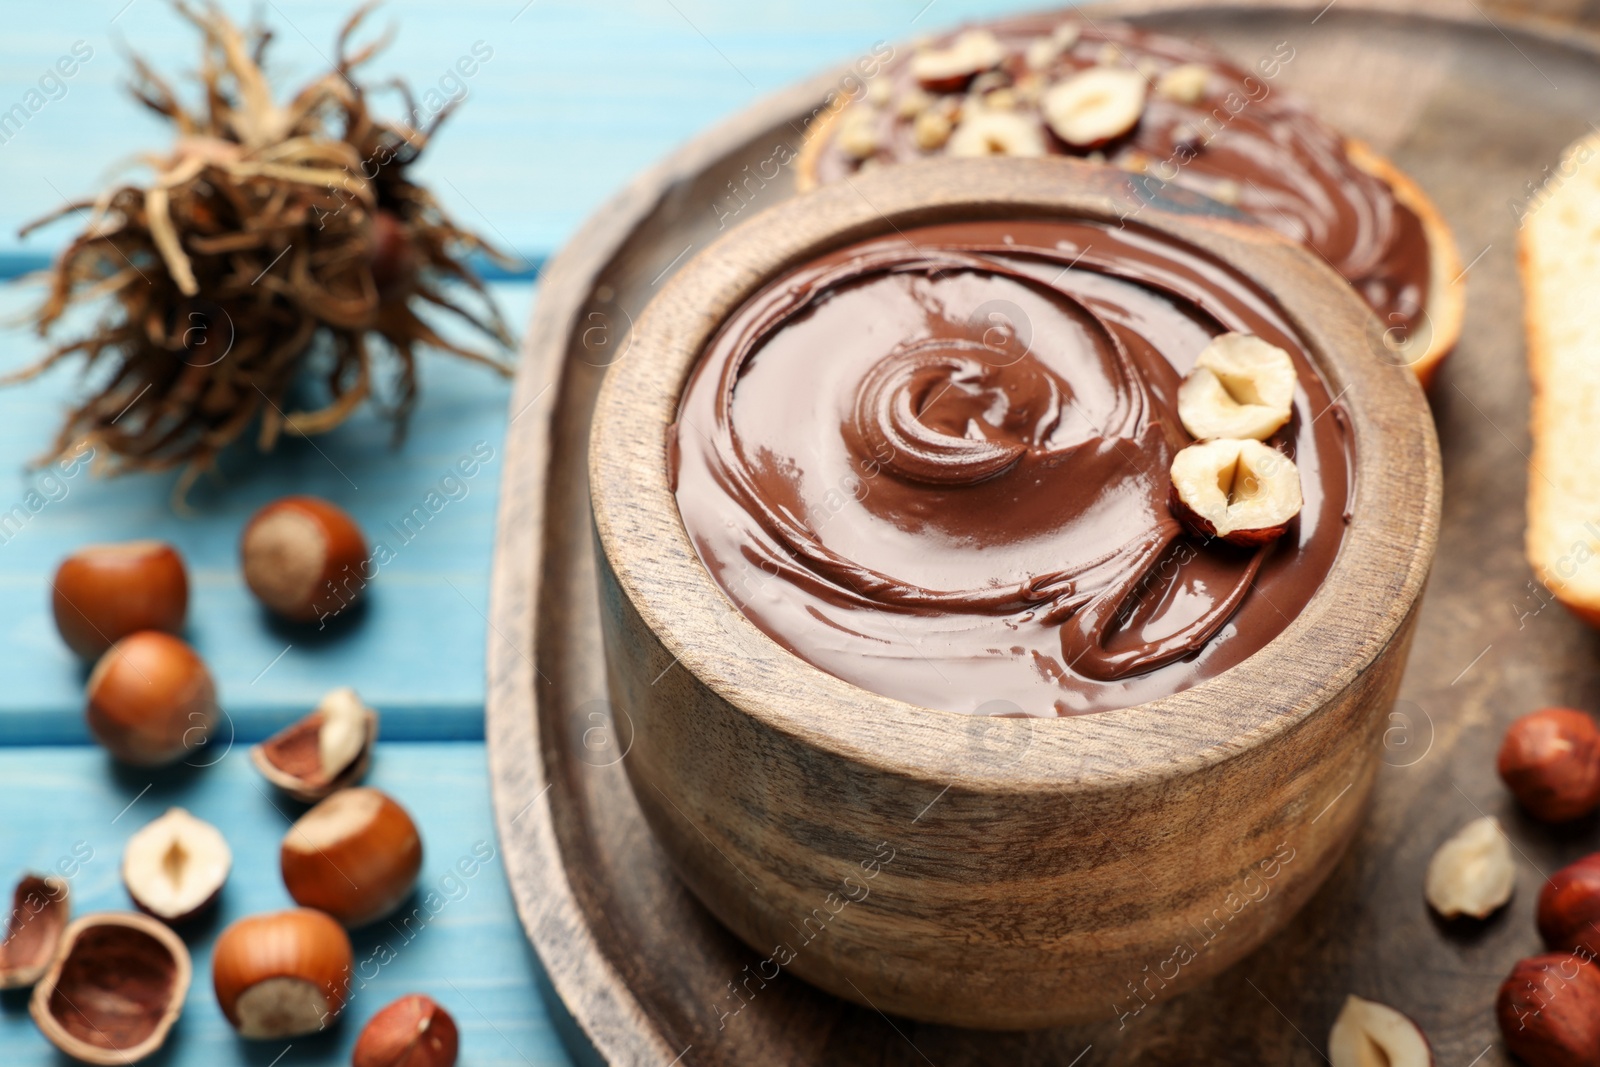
[240,495,368,623]
[281,787,422,927]
[212,909,352,1039]
[1497,952,1600,1067]
[1540,853,1600,956]
[1498,708,1600,822]
[52,541,188,658]
[353,994,459,1067]
[86,632,219,766]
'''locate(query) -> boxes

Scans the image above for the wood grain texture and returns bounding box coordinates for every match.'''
[486,1,1600,1063]
[589,158,1439,1027]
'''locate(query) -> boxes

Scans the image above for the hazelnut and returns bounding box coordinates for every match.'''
[1499,708,1600,822]
[947,109,1048,158]
[910,30,1005,92]
[85,632,219,766]
[212,908,352,1038]
[30,912,191,1065]
[0,873,69,990]
[834,107,881,161]
[353,994,460,1067]
[121,807,231,924]
[1176,333,1298,442]
[913,109,954,151]
[1497,952,1600,1067]
[1041,67,1148,147]
[281,787,422,927]
[1156,63,1211,104]
[240,495,368,623]
[251,687,378,802]
[51,541,189,659]
[1423,815,1515,920]
[1539,853,1600,955]
[1168,438,1303,546]
[1328,995,1432,1066]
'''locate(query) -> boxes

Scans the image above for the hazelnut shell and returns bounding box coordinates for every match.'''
[0,874,70,989]
[51,541,189,659]
[353,994,460,1067]
[240,495,368,623]
[281,787,422,927]
[212,908,353,1039]
[85,632,219,766]
[250,690,378,803]
[29,912,191,1065]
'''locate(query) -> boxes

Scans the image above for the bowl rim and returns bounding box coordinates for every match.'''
[589,157,1441,792]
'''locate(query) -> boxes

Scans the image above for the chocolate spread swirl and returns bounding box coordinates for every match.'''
[672,220,1352,716]
[809,15,1432,336]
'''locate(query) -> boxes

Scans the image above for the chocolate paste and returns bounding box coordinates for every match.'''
[672,220,1352,715]
[810,15,1432,337]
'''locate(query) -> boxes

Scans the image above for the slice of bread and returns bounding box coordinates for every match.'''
[1522,130,1600,626]
[1346,139,1464,387]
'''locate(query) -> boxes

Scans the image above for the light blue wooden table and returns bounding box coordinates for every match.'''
[0,2,1026,1063]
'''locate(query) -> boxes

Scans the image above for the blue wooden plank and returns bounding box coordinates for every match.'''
[0,281,535,744]
[0,0,1038,259]
[0,741,568,1066]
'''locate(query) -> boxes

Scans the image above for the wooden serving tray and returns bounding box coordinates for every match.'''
[486,2,1600,1062]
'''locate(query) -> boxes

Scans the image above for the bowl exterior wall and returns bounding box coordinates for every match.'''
[598,552,1420,1029]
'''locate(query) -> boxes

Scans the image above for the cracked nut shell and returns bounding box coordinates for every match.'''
[0,873,69,989]
[29,912,191,1065]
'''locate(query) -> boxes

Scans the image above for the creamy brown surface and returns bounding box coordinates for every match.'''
[671,219,1353,716]
[810,14,1432,337]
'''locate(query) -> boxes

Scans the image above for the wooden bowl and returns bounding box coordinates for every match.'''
[587,158,1440,1030]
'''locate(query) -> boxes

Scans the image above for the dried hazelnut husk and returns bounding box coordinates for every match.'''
[281,787,422,927]
[1498,707,1600,822]
[251,687,378,802]
[1539,852,1600,956]
[0,873,69,989]
[29,912,191,1065]
[212,908,352,1039]
[51,541,189,659]
[353,994,460,1067]
[1497,951,1600,1067]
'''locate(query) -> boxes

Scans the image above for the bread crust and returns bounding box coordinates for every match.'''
[1345,138,1464,388]
[1520,130,1600,625]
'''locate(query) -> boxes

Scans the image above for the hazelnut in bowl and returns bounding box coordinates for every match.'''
[588,159,1439,1028]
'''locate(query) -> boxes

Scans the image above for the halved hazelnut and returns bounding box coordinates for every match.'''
[1156,62,1211,104]
[1423,815,1515,919]
[240,495,368,623]
[1041,66,1147,147]
[213,908,352,1039]
[1498,707,1600,822]
[353,994,460,1067]
[1538,853,1600,956]
[122,808,231,924]
[910,29,1004,92]
[86,631,219,766]
[1168,438,1303,546]
[51,541,189,659]
[947,109,1047,158]
[1328,995,1433,1066]
[1176,333,1298,442]
[29,912,190,1065]
[251,687,378,803]
[0,874,69,989]
[281,787,423,927]
[1497,952,1600,1067]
